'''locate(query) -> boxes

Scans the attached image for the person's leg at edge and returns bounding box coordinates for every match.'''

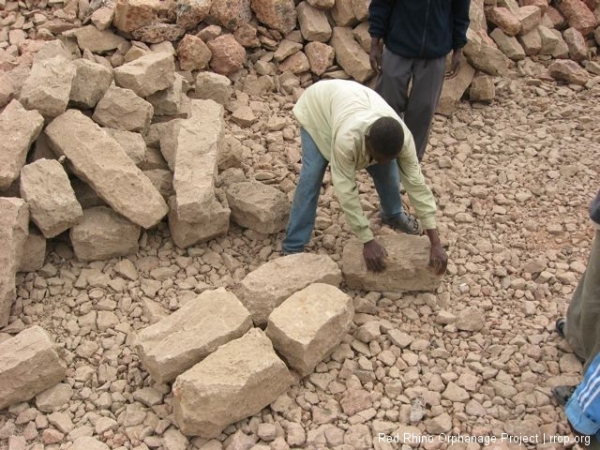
[282,128,329,254]
[366,161,402,222]
[375,48,412,118]
[566,229,600,369]
[403,56,446,162]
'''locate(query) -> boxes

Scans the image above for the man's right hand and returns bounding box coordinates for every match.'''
[363,239,388,272]
[369,38,383,74]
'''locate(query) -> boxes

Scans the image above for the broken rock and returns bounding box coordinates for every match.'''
[93,85,154,133]
[168,195,230,248]
[266,283,354,376]
[18,229,46,273]
[69,59,113,109]
[114,52,176,98]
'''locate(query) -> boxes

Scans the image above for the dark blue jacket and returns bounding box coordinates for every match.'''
[368,0,471,59]
[591,190,600,225]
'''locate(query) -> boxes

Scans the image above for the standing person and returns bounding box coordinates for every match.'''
[281,80,448,275]
[368,0,471,162]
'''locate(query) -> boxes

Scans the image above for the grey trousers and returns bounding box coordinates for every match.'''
[566,229,600,372]
[375,48,446,162]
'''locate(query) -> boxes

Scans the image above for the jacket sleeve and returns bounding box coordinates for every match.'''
[330,136,374,244]
[565,352,600,437]
[452,0,471,49]
[368,0,393,38]
[397,131,437,230]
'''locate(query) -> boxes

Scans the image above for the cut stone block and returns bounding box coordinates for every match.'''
[104,128,147,165]
[236,253,342,326]
[330,26,373,83]
[70,206,141,261]
[0,198,28,327]
[172,99,224,223]
[194,72,232,105]
[173,328,293,438]
[0,326,67,410]
[19,57,76,119]
[226,181,290,234]
[297,1,332,42]
[0,99,44,190]
[266,283,354,377]
[342,235,443,291]
[69,59,113,109]
[147,74,184,116]
[45,109,168,228]
[136,288,253,384]
[114,52,176,98]
[20,159,83,238]
[436,61,476,116]
[469,75,496,102]
[113,0,162,33]
[18,228,46,273]
[93,85,154,133]
[490,28,526,60]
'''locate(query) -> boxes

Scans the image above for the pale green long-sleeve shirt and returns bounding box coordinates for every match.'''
[293,79,437,243]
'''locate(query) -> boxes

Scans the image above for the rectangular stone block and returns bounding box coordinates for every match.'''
[0,326,67,410]
[18,228,47,273]
[20,159,83,238]
[342,235,443,292]
[266,283,354,377]
[236,253,342,327]
[136,288,252,383]
[172,99,224,222]
[45,109,168,228]
[114,52,175,97]
[168,195,230,248]
[93,85,154,133]
[0,198,28,327]
[173,328,293,438]
[0,99,44,190]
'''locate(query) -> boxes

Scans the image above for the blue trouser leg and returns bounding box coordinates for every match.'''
[282,128,329,254]
[366,161,403,222]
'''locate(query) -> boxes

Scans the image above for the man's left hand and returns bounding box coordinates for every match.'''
[445,49,463,79]
[428,243,448,275]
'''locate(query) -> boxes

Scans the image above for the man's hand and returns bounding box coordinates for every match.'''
[425,229,448,275]
[369,38,383,74]
[363,239,388,272]
[445,49,463,79]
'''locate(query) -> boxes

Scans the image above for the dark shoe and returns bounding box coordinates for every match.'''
[553,385,577,406]
[556,318,566,339]
[382,212,422,235]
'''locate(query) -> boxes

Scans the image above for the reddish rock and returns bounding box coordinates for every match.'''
[548,59,589,84]
[251,0,297,34]
[178,34,212,71]
[488,7,521,35]
[279,51,310,74]
[522,0,549,14]
[515,6,543,33]
[210,0,252,30]
[234,24,261,47]
[305,42,335,75]
[113,0,161,33]
[564,27,588,59]
[556,0,598,35]
[545,6,568,28]
[132,24,186,43]
[176,0,212,29]
[207,34,247,75]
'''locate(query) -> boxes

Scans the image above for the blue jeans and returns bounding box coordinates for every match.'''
[282,128,404,254]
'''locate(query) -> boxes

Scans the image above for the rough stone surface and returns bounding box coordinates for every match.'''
[237,253,342,326]
[69,59,113,109]
[342,235,444,291]
[515,5,542,34]
[93,85,154,133]
[70,206,140,261]
[176,0,212,29]
[72,26,127,53]
[104,128,147,165]
[331,0,357,26]
[147,74,184,116]
[226,181,290,234]
[113,52,176,98]
[177,34,212,71]
[18,229,46,273]
[470,75,496,102]
[330,27,373,83]
[19,159,83,238]
[173,328,293,438]
[0,198,28,327]
[207,34,247,75]
[490,28,526,60]
[548,59,590,84]
[564,27,588,60]
[136,288,252,383]
[195,71,232,105]
[437,61,477,115]
[0,326,67,410]
[113,0,161,33]
[251,0,297,34]
[210,0,252,30]
[297,1,332,42]
[519,27,543,55]
[266,283,354,376]
[132,23,186,44]
[0,99,44,190]
[557,0,598,35]
[45,110,168,228]
[464,42,511,76]
[488,7,521,35]
[305,41,335,75]
[20,57,76,119]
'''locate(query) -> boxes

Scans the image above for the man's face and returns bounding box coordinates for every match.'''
[366,134,399,165]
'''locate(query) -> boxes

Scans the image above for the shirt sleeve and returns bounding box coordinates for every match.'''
[368,0,393,39]
[566,353,600,436]
[397,131,437,230]
[452,0,471,50]
[330,135,374,244]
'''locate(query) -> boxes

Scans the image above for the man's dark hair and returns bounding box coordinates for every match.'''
[368,117,404,157]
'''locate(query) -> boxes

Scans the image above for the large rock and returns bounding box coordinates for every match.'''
[330,27,373,83]
[279,52,311,74]
[266,283,353,377]
[550,29,571,58]
[0,198,28,328]
[305,42,336,76]
[515,5,543,33]
[0,100,44,190]
[177,34,212,71]
[519,27,543,55]
[564,27,588,60]
[70,207,140,261]
[436,61,476,116]
[0,72,15,108]
[113,0,161,33]
[72,26,127,53]
[538,25,561,54]
[488,7,521,35]
[342,235,443,291]
[331,0,357,26]
[490,28,526,60]
[251,0,297,34]
[19,57,76,119]
[548,59,589,85]
[210,0,252,30]
[176,0,212,29]
[19,159,83,238]
[236,253,342,326]
[147,74,184,117]
[173,328,293,438]
[0,326,67,410]
[18,229,46,273]
[556,0,598,35]
[114,52,176,98]
[207,34,246,75]
[226,181,290,234]
[171,99,223,222]
[132,24,186,44]
[168,194,230,248]
[69,59,113,109]
[195,72,232,105]
[469,75,496,103]
[93,85,154,133]
[464,41,510,76]
[297,1,332,42]
[45,109,168,228]
[136,288,253,383]
[103,128,146,165]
